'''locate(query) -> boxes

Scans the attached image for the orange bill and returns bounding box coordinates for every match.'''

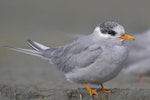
[119,34,135,40]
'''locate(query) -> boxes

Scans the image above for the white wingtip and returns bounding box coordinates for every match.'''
[27,40,49,51]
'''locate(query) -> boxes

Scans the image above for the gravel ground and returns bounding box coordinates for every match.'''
[1,83,150,100]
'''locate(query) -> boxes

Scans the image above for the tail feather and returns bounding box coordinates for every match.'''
[4,40,51,59]
[5,40,55,63]
[4,46,42,57]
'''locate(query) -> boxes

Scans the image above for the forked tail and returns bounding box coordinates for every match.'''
[4,40,50,57]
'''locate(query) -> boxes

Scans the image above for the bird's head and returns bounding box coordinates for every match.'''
[93,21,135,41]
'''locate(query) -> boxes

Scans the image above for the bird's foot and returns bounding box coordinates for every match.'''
[101,88,112,93]
[85,83,98,96]
[100,83,114,93]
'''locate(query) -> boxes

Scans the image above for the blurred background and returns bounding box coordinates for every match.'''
[1,0,150,89]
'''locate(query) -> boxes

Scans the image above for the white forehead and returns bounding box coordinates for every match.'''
[113,25,125,34]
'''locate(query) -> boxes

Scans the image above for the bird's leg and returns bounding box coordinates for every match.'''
[139,75,145,83]
[85,83,98,96]
[100,83,112,93]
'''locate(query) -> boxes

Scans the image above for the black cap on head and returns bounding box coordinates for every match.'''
[99,21,122,36]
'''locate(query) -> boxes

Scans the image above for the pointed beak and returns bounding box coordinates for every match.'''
[119,34,135,40]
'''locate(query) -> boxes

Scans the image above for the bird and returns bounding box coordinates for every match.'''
[123,29,150,83]
[5,21,135,96]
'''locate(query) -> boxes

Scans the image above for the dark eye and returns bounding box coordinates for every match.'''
[108,31,116,36]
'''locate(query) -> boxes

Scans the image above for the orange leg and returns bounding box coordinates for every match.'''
[139,75,144,83]
[85,83,98,96]
[100,83,112,93]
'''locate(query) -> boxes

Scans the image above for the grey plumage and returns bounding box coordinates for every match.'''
[5,21,134,85]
